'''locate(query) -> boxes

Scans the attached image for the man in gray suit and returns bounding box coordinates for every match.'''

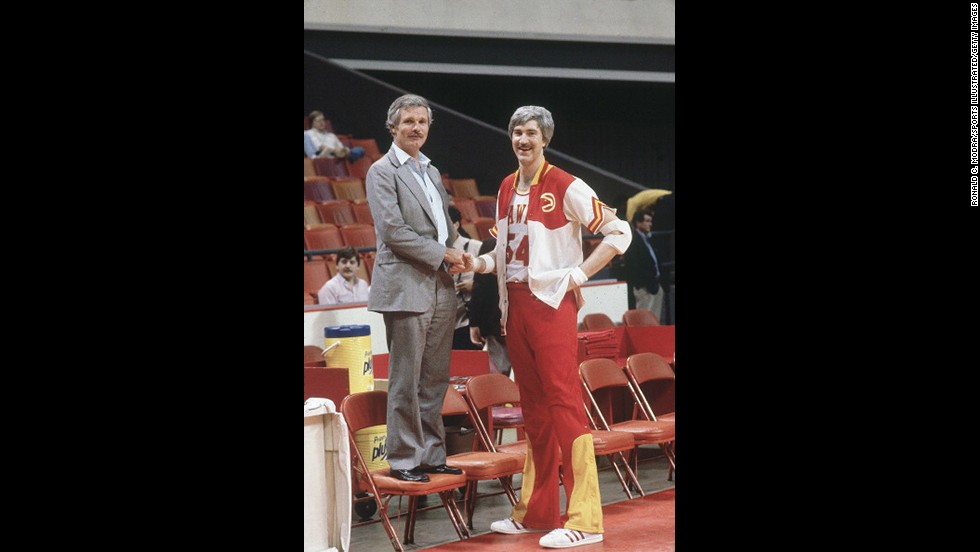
[366,94,468,482]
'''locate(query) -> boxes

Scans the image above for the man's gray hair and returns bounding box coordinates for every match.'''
[386,94,434,130]
[508,105,554,144]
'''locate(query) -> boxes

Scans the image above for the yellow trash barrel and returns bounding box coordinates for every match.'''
[324,324,374,394]
[354,424,388,470]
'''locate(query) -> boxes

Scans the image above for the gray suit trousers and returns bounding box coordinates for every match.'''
[382,273,457,470]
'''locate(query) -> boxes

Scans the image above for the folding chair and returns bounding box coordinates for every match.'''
[579,358,676,488]
[582,313,616,330]
[442,386,524,529]
[340,391,470,551]
[625,352,676,480]
[463,373,527,457]
[622,308,660,326]
[465,373,643,500]
[624,353,675,423]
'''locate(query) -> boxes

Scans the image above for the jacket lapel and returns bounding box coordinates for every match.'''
[389,149,437,226]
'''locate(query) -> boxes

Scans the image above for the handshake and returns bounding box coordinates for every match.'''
[444,248,477,274]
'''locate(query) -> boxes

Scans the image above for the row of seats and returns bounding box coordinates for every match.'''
[304,155,489,199]
[304,176,368,202]
[303,179,496,222]
[304,194,496,241]
[305,199,373,227]
[581,308,661,330]
[304,122,385,181]
[305,222,376,250]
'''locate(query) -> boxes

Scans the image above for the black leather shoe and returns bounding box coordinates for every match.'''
[390,468,430,482]
[422,464,463,475]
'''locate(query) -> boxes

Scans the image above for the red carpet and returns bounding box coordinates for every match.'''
[425,488,675,551]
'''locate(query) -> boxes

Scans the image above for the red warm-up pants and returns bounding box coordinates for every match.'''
[505,283,604,533]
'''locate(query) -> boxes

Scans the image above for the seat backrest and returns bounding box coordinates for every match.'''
[582,313,616,330]
[304,345,326,366]
[303,258,330,296]
[312,156,350,178]
[347,156,373,180]
[453,197,480,222]
[339,223,376,248]
[441,385,472,418]
[351,200,374,225]
[464,373,521,452]
[472,217,495,240]
[465,373,521,411]
[304,176,335,202]
[304,200,323,226]
[474,196,497,218]
[580,358,636,428]
[579,357,630,393]
[304,157,317,177]
[623,308,660,326]
[339,390,388,434]
[460,222,479,241]
[360,250,377,279]
[625,352,674,385]
[350,138,383,161]
[330,177,366,201]
[449,349,491,376]
[315,200,356,226]
[449,178,480,198]
[304,223,344,251]
[625,352,675,417]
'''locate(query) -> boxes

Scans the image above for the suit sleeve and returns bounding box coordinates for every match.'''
[366,162,447,271]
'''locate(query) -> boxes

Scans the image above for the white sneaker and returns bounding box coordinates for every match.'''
[489,518,546,535]
[538,528,604,548]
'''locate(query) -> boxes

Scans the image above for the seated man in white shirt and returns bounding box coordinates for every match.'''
[317,246,370,305]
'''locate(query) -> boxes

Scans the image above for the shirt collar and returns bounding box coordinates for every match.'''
[392,143,430,170]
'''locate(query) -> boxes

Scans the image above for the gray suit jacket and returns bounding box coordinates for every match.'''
[366,147,457,313]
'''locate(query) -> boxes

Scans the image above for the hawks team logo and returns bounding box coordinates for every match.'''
[540,192,556,213]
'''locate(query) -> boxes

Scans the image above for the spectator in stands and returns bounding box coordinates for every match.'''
[365,93,467,483]
[304,110,366,162]
[464,105,631,548]
[316,246,370,305]
[622,209,664,317]
[466,237,511,376]
[448,205,483,350]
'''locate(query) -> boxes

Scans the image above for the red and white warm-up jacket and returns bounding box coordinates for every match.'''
[475,159,631,332]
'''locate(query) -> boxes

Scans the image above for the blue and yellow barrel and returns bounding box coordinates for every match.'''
[354,424,388,471]
[324,324,374,394]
